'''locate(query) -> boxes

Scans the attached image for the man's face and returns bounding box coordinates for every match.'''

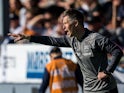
[10,20,19,29]
[62,16,75,37]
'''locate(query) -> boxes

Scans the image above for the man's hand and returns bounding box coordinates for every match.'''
[97,72,109,80]
[8,33,30,42]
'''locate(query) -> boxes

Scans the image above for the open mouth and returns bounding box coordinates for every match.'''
[64,30,68,35]
[64,30,70,36]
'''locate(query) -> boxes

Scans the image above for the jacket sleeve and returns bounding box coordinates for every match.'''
[39,68,50,93]
[30,36,71,47]
[95,34,123,73]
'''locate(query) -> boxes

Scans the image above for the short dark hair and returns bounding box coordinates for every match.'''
[86,16,102,24]
[50,47,62,54]
[62,9,84,25]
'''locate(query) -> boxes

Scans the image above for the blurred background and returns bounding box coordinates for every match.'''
[0,0,124,93]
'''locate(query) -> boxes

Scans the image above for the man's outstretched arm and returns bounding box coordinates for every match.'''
[8,33,71,47]
[30,36,71,47]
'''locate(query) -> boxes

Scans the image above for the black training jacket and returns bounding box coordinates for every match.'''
[30,28,123,92]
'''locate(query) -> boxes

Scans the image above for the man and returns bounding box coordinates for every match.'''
[9,9,123,93]
[39,47,83,93]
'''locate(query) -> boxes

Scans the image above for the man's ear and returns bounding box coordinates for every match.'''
[74,20,78,27]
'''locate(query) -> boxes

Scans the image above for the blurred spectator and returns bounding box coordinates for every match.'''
[45,5,65,22]
[98,0,110,5]
[25,8,44,35]
[86,15,122,46]
[9,13,23,34]
[2,13,24,44]
[9,0,23,16]
[87,16,103,32]
[75,0,89,12]
[113,58,124,84]
[75,0,104,28]
[113,0,124,21]
[116,18,124,48]
[56,0,75,9]
[74,0,89,17]
[42,5,65,36]
[2,13,37,44]
[102,0,124,29]
[86,0,103,17]
[42,10,57,36]
[53,14,66,37]
[86,16,112,38]
[19,0,41,26]
[39,47,83,93]
[38,0,56,8]
[75,0,103,18]
[7,0,124,46]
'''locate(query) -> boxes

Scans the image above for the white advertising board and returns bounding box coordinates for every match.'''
[0,44,76,83]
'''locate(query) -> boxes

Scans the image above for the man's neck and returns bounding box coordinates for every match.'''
[75,26,85,41]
